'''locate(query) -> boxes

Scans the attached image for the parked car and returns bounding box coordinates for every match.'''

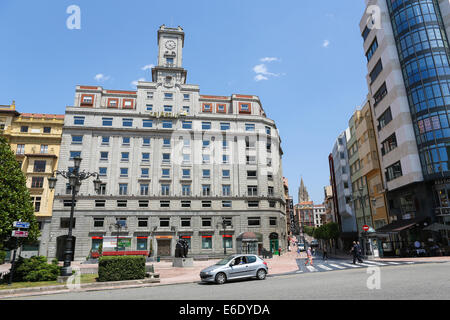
[310,240,319,247]
[297,243,306,251]
[199,254,268,284]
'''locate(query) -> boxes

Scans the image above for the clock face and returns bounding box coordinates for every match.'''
[165,40,176,50]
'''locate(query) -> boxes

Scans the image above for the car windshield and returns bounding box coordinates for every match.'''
[215,256,236,265]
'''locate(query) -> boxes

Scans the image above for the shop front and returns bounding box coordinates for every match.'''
[236,232,259,255]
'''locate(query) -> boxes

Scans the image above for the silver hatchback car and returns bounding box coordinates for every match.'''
[200,254,268,284]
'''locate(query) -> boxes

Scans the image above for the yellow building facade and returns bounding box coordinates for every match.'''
[0,101,64,257]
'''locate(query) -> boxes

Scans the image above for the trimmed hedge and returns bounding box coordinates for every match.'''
[0,250,6,264]
[98,255,146,282]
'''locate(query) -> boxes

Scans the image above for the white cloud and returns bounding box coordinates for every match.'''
[131,78,146,87]
[94,74,110,82]
[253,64,278,77]
[254,74,269,82]
[141,64,155,71]
[322,40,330,48]
[260,57,280,63]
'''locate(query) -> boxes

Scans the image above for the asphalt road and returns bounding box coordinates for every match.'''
[12,262,450,300]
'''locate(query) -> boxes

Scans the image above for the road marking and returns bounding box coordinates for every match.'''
[405,262,415,264]
[305,266,318,272]
[328,263,346,269]
[316,264,333,271]
[362,261,388,266]
[340,263,361,268]
[296,270,303,273]
[357,263,375,267]
[385,261,400,265]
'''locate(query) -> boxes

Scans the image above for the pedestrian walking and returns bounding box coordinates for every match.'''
[350,241,363,264]
[322,247,328,262]
[356,241,363,263]
[297,245,301,257]
[304,247,314,266]
[278,247,281,256]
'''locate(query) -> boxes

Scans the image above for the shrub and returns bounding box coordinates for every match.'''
[98,255,146,282]
[0,250,6,264]
[1,256,61,283]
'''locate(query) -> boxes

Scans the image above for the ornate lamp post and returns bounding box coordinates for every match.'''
[48,156,102,277]
[217,217,232,255]
[350,187,377,256]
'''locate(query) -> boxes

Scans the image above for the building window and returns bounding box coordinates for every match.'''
[121,152,129,162]
[378,107,393,131]
[140,183,149,196]
[386,161,403,182]
[81,95,94,106]
[143,137,151,146]
[370,59,383,83]
[146,104,153,111]
[71,135,83,144]
[202,169,210,178]
[117,200,127,208]
[181,218,191,227]
[202,122,211,130]
[247,170,257,179]
[202,201,212,208]
[381,133,398,156]
[222,185,231,196]
[181,201,191,208]
[138,218,148,227]
[222,155,229,164]
[222,169,230,178]
[265,126,271,135]
[182,121,192,129]
[202,218,212,227]
[217,104,226,113]
[119,183,128,195]
[248,217,261,226]
[202,236,212,249]
[182,169,191,178]
[366,38,378,62]
[247,186,258,196]
[182,184,191,196]
[141,168,149,178]
[183,106,190,113]
[162,120,172,129]
[102,118,113,126]
[101,136,110,145]
[270,217,277,226]
[202,185,211,196]
[164,93,173,100]
[122,118,133,127]
[31,197,41,212]
[183,94,190,101]
[100,152,109,161]
[161,184,170,196]
[95,200,106,208]
[222,200,232,208]
[373,82,387,107]
[248,201,259,208]
[160,217,170,227]
[94,218,104,228]
[33,160,46,173]
[16,144,25,155]
[239,103,251,114]
[74,116,85,125]
[220,123,230,131]
[268,186,274,196]
[245,123,255,131]
[202,140,210,148]
[162,168,170,178]
[122,137,131,146]
[43,127,51,133]
[163,138,171,147]
[20,126,28,133]
[362,25,371,41]
[203,154,210,164]
[182,153,190,163]
[162,153,170,163]
[147,92,154,99]
[99,183,106,195]
[107,98,118,108]
[123,99,134,109]
[31,177,44,188]
[164,105,173,112]
[143,120,153,128]
[202,103,212,112]
[139,200,149,208]
[246,156,256,165]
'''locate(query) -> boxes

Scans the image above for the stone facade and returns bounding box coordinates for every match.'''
[46,26,287,261]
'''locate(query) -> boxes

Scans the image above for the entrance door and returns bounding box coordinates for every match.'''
[157,239,171,256]
[270,240,279,254]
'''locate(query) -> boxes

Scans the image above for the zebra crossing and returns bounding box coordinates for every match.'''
[294,259,417,274]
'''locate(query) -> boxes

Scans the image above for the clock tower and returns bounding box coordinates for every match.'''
[151,25,187,86]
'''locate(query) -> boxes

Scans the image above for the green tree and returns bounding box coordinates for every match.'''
[0,136,40,249]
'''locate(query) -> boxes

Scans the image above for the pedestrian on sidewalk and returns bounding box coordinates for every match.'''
[297,245,301,257]
[322,247,328,262]
[356,241,364,263]
[304,247,314,266]
[278,247,281,256]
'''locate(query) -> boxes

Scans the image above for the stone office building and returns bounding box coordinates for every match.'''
[46,25,287,260]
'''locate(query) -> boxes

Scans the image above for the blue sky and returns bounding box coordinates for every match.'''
[0,0,368,204]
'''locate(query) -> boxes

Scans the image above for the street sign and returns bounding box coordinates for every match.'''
[363,225,370,232]
[12,230,29,237]
[13,221,30,229]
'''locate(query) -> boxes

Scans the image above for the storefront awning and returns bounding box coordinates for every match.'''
[375,218,425,234]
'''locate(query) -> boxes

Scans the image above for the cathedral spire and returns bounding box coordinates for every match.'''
[298,177,311,203]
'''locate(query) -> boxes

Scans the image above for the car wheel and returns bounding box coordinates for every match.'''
[256,269,267,280]
[215,272,227,285]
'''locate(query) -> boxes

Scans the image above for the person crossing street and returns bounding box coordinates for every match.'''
[350,241,363,264]
[304,247,314,266]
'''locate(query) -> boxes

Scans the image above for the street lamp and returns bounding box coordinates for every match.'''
[350,187,376,256]
[217,217,232,255]
[47,157,102,277]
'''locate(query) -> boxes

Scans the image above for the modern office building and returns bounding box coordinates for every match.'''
[313,204,326,228]
[0,101,64,258]
[46,25,287,260]
[330,130,358,248]
[360,0,450,252]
